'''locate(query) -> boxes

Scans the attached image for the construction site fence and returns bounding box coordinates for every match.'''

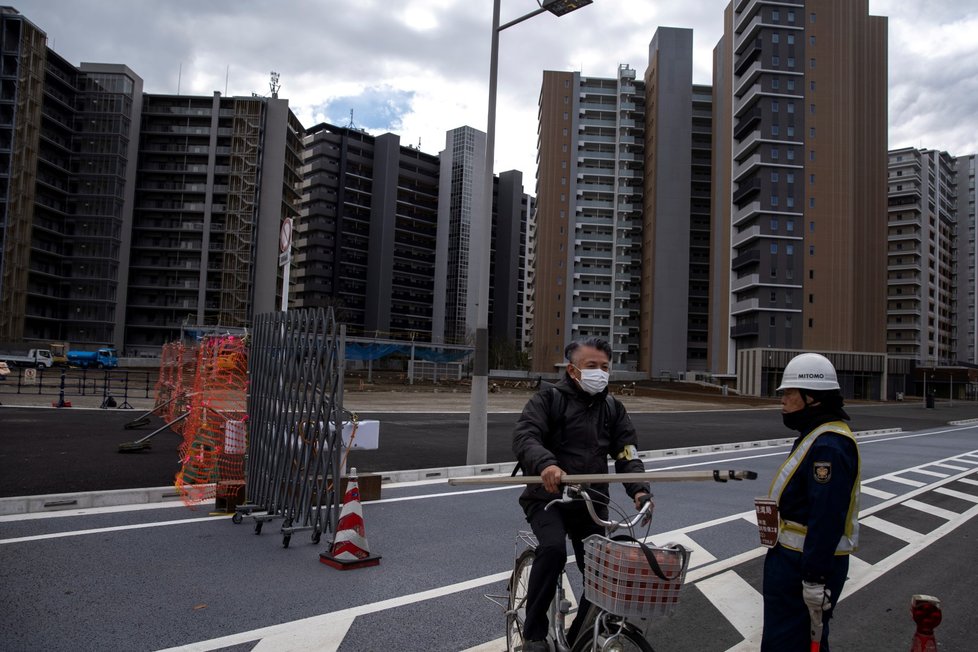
[0,367,154,403]
[241,307,346,546]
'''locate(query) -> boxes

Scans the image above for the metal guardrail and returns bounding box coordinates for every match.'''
[0,366,154,406]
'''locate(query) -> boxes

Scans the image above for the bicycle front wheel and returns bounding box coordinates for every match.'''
[506,548,535,652]
[570,622,654,652]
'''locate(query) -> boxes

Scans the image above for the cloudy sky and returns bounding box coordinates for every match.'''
[19,0,978,186]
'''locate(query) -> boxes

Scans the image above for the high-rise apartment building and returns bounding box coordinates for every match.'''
[533,65,645,371]
[955,154,977,364]
[0,7,302,353]
[0,9,144,349]
[640,27,713,377]
[295,122,440,339]
[125,92,302,352]
[434,126,486,344]
[886,147,958,364]
[297,122,531,349]
[714,0,888,396]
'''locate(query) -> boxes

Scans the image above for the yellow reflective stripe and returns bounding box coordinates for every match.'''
[769,421,861,553]
[616,444,638,461]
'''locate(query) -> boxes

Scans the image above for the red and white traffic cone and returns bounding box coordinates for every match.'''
[910,594,941,652]
[319,467,381,570]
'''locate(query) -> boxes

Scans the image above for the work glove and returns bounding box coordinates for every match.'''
[802,581,832,613]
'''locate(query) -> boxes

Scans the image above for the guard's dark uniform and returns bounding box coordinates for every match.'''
[761,412,861,651]
[512,376,649,643]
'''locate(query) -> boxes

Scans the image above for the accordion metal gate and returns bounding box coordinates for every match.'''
[237,307,346,548]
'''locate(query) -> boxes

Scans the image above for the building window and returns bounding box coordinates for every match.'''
[772,100,779,113]
[788,9,795,22]
[810,12,816,23]
[562,128,568,136]
[787,79,795,91]
[772,78,780,90]
[771,243,779,254]
[810,80,816,91]
[810,127,816,138]
[786,219,794,232]
[770,291,777,303]
[563,95,569,104]
[562,144,568,152]
[564,79,570,88]
[772,9,780,22]
[772,33,780,44]
[810,58,816,69]
[771,172,780,182]
[771,196,780,207]
[810,174,815,184]
[772,55,780,66]
[771,124,780,136]
[786,125,795,137]
[810,150,816,161]
[810,269,814,279]
[787,102,795,114]
[786,244,794,255]
[786,173,795,184]
[787,149,795,161]
[809,245,815,255]
[563,111,569,120]
[809,197,815,208]
[770,315,777,327]
[786,196,795,208]
[786,316,793,328]
[810,35,816,46]
[810,221,815,232]
[787,34,795,45]
[787,57,795,68]
[771,218,779,230]
[809,318,814,328]
[810,103,816,114]
[809,293,814,304]
[771,148,780,160]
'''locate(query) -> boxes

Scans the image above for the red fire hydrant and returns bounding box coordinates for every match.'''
[910,594,942,652]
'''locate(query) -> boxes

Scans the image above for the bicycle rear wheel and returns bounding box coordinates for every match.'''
[507,549,535,652]
[570,621,654,652]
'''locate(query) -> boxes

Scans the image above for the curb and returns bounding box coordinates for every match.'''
[2,428,904,516]
[0,485,196,516]
[948,418,978,426]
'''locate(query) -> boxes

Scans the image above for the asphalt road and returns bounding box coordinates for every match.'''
[3,401,977,497]
[2,423,977,651]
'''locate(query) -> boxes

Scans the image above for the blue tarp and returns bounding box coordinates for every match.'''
[344,342,472,363]
[345,343,407,361]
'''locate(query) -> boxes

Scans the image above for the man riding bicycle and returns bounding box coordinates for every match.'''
[512,336,651,650]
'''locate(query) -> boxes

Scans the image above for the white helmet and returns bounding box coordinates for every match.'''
[777,353,840,391]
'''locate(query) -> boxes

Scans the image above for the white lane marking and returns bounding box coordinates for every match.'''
[934,487,978,503]
[841,502,978,598]
[902,499,961,521]
[374,485,519,503]
[154,570,513,652]
[907,468,950,478]
[650,531,717,568]
[0,500,189,523]
[0,515,227,545]
[959,478,978,487]
[934,462,972,471]
[881,474,926,487]
[859,485,896,499]
[860,515,924,543]
[846,554,872,581]
[697,571,764,640]
[250,614,355,652]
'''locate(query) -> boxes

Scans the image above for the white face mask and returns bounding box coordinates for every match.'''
[574,366,609,395]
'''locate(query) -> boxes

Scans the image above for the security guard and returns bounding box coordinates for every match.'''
[761,353,861,651]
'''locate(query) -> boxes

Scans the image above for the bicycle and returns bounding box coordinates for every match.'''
[493,484,688,652]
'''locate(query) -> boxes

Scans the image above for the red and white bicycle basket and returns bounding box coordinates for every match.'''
[582,535,691,619]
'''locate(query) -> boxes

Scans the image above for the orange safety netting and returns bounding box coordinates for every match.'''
[153,342,197,434]
[174,335,249,507]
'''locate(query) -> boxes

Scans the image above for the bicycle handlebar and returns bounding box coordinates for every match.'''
[544,484,653,533]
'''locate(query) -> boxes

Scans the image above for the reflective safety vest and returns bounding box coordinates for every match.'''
[768,420,861,554]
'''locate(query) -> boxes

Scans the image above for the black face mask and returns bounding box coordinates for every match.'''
[782,409,809,431]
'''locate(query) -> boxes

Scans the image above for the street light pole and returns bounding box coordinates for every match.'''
[467,0,592,465]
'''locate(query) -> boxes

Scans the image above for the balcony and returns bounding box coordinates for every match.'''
[733,177,762,207]
[731,297,760,314]
[732,273,760,292]
[734,39,762,76]
[731,248,761,271]
[733,200,762,226]
[730,322,760,338]
[734,106,762,142]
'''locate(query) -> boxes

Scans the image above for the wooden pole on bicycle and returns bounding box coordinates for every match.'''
[447,469,757,486]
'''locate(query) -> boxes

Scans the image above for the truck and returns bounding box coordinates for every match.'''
[66,348,119,369]
[0,349,55,368]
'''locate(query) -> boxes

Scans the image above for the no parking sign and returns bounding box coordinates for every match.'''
[23,367,37,385]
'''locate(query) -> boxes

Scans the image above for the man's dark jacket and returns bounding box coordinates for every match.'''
[512,375,650,518]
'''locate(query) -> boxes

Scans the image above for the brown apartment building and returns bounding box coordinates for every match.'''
[714,0,889,397]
